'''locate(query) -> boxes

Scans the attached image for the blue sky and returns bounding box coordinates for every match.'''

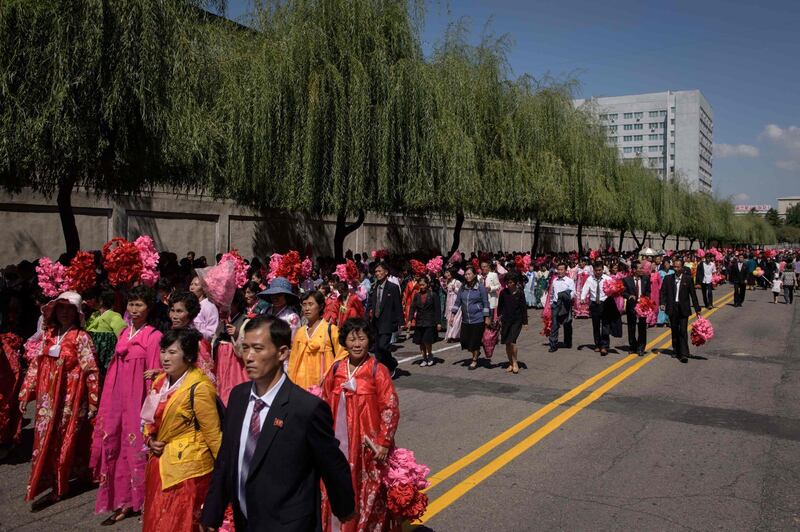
[224,0,800,207]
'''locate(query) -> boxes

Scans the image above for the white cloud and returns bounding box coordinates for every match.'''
[760,124,800,172]
[760,124,800,153]
[716,143,759,158]
[732,193,750,202]
[776,160,800,171]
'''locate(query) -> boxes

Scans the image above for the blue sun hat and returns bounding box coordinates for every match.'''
[257,277,298,302]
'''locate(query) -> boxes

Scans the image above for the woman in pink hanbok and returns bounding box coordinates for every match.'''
[443,269,462,342]
[572,259,591,319]
[213,289,248,405]
[91,286,162,525]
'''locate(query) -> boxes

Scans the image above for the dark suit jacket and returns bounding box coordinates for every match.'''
[660,271,701,318]
[201,379,355,532]
[369,280,402,334]
[623,275,652,315]
[728,261,748,284]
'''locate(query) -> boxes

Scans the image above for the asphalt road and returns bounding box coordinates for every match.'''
[1,286,798,531]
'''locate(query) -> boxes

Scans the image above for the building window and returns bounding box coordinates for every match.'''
[609,113,618,120]
[599,114,608,120]
[648,122,661,129]
[649,146,660,153]
[623,135,633,141]
[670,142,675,149]
[671,106,676,112]
[624,124,633,131]
[649,157,659,164]
[624,112,633,119]
[649,111,659,117]
[634,112,643,119]
[670,154,675,160]
[624,147,633,153]
[634,135,643,141]
[660,110,667,117]
[634,123,643,130]
[648,134,659,140]
[670,118,675,125]
[634,146,643,154]
[608,136,617,143]
[608,125,617,133]
[670,131,675,138]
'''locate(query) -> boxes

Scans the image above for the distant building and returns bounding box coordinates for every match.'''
[574,90,713,194]
[777,196,800,219]
[734,204,771,216]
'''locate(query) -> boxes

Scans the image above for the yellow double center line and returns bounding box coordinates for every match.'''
[415,289,735,525]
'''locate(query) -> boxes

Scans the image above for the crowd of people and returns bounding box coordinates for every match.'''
[0,239,797,531]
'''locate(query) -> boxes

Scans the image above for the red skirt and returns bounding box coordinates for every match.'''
[142,456,211,532]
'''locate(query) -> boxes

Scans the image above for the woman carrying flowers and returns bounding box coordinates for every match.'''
[321,318,400,532]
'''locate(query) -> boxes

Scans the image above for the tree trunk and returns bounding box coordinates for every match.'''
[449,210,465,255]
[631,230,647,252]
[688,237,696,250]
[531,218,541,255]
[618,229,626,251]
[660,233,669,249]
[577,223,584,256]
[675,234,680,249]
[57,177,80,259]
[333,210,365,262]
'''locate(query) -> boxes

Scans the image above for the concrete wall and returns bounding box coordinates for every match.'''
[0,188,667,264]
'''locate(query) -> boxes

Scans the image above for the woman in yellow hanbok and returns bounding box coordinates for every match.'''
[288,291,347,390]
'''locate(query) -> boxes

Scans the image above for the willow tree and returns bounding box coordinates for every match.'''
[611,159,660,251]
[424,27,515,253]
[212,0,435,260]
[0,0,224,256]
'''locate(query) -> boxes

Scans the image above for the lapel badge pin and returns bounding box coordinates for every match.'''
[273,418,284,428]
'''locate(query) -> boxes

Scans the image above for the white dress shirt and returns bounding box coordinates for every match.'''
[238,373,287,518]
[581,274,612,303]
[675,275,682,303]
[702,262,716,284]
[550,276,575,304]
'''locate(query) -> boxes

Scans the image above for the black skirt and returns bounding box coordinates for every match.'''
[460,322,485,351]
[500,320,523,344]
[412,326,438,345]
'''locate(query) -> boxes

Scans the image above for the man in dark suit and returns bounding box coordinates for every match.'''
[368,262,402,375]
[728,254,748,307]
[660,257,701,363]
[623,260,651,356]
[201,316,355,532]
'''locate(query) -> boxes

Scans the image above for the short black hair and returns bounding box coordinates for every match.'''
[592,261,604,269]
[169,291,201,320]
[160,327,202,363]
[243,280,261,294]
[127,285,156,311]
[243,315,292,350]
[100,289,116,310]
[630,260,641,270]
[338,317,374,348]
[300,290,326,309]
[374,261,389,272]
[556,262,567,269]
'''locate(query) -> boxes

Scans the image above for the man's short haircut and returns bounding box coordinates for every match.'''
[243,315,292,350]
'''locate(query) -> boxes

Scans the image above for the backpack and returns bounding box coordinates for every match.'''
[189,382,226,431]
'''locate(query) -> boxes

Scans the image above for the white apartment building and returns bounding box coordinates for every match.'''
[574,90,713,194]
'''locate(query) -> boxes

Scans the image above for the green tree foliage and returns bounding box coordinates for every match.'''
[0,0,773,257]
[785,203,800,228]
[0,0,223,256]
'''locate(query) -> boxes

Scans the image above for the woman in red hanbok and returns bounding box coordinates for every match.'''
[0,332,24,447]
[402,279,419,325]
[321,318,400,532]
[572,261,591,319]
[17,292,100,508]
[336,282,365,329]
